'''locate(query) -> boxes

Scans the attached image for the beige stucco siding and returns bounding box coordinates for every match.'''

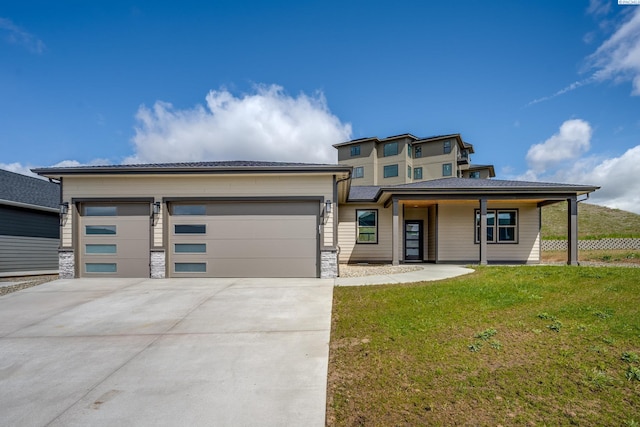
[338,203,392,263]
[61,174,335,249]
[437,202,540,263]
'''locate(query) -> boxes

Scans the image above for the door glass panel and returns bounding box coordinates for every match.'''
[175,263,206,273]
[406,231,420,238]
[85,225,116,235]
[406,240,420,248]
[406,223,420,232]
[86,244,116,254]
[86,263,117,273]
[406,249,419,257]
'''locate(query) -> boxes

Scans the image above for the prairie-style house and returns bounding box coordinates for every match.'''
[33,132,598,279]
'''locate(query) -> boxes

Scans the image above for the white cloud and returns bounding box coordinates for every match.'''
[126,84,352,164]
[1,158,111,179]
[528,7,640,104]
[0,162,41,178]
[587,0,611,17]
[0,17,45,54]
[517,119,640,214]
[526,119,592,173]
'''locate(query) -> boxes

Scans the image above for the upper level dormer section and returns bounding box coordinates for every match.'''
[335,133,483,186]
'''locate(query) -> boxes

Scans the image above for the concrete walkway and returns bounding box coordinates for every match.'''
[335,264,475,286]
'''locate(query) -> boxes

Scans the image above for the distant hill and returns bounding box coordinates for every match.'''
[541,202,640,240]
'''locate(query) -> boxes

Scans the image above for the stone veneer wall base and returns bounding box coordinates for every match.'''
[150,250,166,279]
[321,249,338,279]
[59,250,75,279]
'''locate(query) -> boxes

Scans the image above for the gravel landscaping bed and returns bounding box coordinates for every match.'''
[339,264,423,278]
[0,275,59,297]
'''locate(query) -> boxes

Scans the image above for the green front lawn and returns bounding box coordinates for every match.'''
[327,266,640,426]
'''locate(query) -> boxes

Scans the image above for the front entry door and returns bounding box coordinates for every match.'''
[404,220,423,261]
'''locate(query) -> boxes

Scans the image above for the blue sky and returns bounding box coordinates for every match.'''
[1,1,640,212]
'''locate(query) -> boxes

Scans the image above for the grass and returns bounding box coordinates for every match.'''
[327,266,640,426]
[542,202,640,240]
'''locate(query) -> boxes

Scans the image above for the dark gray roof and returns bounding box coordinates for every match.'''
[0,169,60,209]
[33,161,351,177]
[348,178,599,201]
[468,164,493,170]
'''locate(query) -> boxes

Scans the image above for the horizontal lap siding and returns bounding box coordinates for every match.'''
[438,202,540,263]
[338,204,392,263]
[0,235,59,272]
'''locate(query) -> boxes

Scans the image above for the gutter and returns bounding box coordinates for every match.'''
[0,199,59,213]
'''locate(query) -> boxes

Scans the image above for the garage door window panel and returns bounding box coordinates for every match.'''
[175,224,206,234]
[175,243,206,253]
[84,206,117,216]
[85,263,117,273]
[86,244,117,254]
[175,262,207,273]
[172,205,206,215]
[85,225,117,235]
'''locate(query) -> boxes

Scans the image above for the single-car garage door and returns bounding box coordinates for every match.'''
[168,201,319,278]
[78,202,150,278]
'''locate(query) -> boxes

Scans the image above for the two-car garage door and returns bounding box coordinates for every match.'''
[168,201,319,278]
[77,200,320,278]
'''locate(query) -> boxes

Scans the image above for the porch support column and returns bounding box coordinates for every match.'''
[479,198,488,265]
[567,196,579,266]
[392,197,400,266]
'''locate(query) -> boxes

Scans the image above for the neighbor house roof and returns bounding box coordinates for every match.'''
[0,169,60,211]
[467,164,496,177]
[347,178,600,202]
[333,133,471,151]
[33,161,352,179]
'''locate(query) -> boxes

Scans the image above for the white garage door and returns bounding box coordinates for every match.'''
[78,203,150,278]
[168,201,319,278]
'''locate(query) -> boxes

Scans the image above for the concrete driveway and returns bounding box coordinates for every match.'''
[0,277,334,427]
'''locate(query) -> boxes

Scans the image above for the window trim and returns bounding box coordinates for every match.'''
[443,140,452,154]
[442,163,453,177]
[414,166,423,180]
[350,145,361,157]
[383,142,398,157]
[383,164,399,178]
[474,209,519,244]
[356,209,378,244]
[353,166,364,179]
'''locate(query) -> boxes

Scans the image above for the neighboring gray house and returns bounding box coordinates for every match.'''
[0,169,60,276]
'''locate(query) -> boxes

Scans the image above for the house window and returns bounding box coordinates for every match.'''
[353,166,364,179]
[356,210,377,244]
[408,165,412,178]
[415,146,422,158]
[414,167,423,180]
[475,209,518,243]
[383,142,398,157]
[442,163,452,176]
[350,145,361,156]
[443,140,452,154]
[469,171,480,179]
[408,144,412,158]
[384,164,398,178]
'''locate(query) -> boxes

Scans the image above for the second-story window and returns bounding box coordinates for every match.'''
[443,163,453,176]
[415,146,422,158]
[408,144,412,158]
[470,171,480,179]
[408,165,412,178]
[384,164,398,178]
[414,167,423,180]
[383,142,398,157]
[350,145,361,156]
[353,166,364,179]
[443,140,452,154]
